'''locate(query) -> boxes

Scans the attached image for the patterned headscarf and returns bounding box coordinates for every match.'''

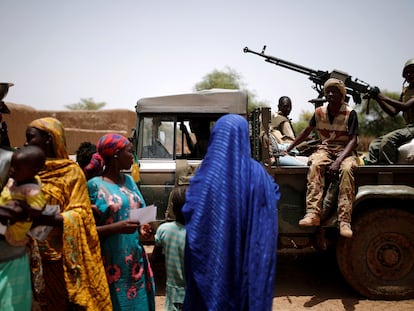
[324,78,347,100]
[97,133,130,159]
[83,152,105,179]
[29,117,68,159]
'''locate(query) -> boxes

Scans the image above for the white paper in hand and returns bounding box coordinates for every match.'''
[129,204,157,224]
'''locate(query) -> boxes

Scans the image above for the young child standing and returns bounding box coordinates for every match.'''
[0,145,46,246]
[155,185,187,311]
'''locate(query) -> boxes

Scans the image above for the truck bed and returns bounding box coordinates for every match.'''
[267,164,414,247]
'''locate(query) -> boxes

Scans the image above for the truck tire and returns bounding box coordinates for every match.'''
[336,207,414,300]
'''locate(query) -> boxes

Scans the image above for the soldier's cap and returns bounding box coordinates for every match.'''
[323,78,346,100]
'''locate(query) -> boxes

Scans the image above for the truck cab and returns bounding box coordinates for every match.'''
[131,89,248,221]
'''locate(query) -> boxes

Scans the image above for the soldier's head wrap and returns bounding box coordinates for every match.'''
[324,78,347,100]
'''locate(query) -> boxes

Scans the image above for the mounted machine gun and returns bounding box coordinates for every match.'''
[243,45,378,107]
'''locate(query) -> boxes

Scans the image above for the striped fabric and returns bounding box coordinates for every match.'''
[155,221,186,311]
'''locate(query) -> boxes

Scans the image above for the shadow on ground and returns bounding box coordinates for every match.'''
[274,248,362,310]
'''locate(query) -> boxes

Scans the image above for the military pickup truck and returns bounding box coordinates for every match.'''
[130,88,414,300]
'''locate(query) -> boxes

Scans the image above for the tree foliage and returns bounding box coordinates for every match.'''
[356,90,404,137]
[194,67,269,112]
[65,97,106,110]
[292,110,313,135]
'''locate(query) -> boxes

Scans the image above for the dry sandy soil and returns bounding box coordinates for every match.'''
[148,247,414,311]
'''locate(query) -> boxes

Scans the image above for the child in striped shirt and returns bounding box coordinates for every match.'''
[155,186,187,311]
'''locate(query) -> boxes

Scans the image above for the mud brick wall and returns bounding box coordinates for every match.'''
[4,103,136,154]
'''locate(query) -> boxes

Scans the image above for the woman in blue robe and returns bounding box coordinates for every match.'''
[182,114,280,311]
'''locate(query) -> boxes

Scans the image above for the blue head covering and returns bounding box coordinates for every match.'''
[182,114,280,311]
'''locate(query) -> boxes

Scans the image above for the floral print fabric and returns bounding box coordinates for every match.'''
[88,174,155,311]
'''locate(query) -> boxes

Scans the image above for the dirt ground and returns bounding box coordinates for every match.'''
[147,247,414,311]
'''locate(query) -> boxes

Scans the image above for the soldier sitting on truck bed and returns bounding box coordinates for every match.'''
[266,96,311,166]
[270,96,296,144]
[286,78,359,238]
[268,96,299,165]
[367,58,414,164]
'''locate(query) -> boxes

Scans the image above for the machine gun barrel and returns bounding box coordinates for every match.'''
[243,45,374,106]
[243,46,322,78]
[243,46,331,97]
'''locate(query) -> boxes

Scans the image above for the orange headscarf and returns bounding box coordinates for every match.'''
[29,117,69,159]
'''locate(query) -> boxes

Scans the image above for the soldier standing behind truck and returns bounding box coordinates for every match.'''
[367,58,414,164]
[286,78,358,238]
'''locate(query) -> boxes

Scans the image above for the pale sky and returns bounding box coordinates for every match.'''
[1,0,412,121]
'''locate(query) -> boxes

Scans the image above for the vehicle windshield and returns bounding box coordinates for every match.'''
[138,116,213,160]
[140,117,174,159]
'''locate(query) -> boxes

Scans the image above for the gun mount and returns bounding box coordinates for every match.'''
[243,45,373,105]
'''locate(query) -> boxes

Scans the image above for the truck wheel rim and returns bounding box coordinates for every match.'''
[367,232,414,281]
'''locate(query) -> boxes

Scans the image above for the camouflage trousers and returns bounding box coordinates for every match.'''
[306,148,358,223]
[368,123,414,164]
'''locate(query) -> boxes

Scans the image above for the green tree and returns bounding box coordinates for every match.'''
[356,90,404,137]
[292,110,313,135]
[65,97,106,110]
[194,67,269,112]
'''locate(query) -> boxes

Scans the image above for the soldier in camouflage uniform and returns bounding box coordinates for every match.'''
[270,96,296,144]
[286,78,359,238]
[368,58,414,164]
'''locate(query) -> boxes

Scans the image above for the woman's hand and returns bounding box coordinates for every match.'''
[96,220,156,238]
[96,220,141,237]
[140,223,154,239]
[116,220,141,234]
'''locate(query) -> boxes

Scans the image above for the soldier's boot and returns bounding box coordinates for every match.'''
[298,213,320,226]
[339,221,353,238]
